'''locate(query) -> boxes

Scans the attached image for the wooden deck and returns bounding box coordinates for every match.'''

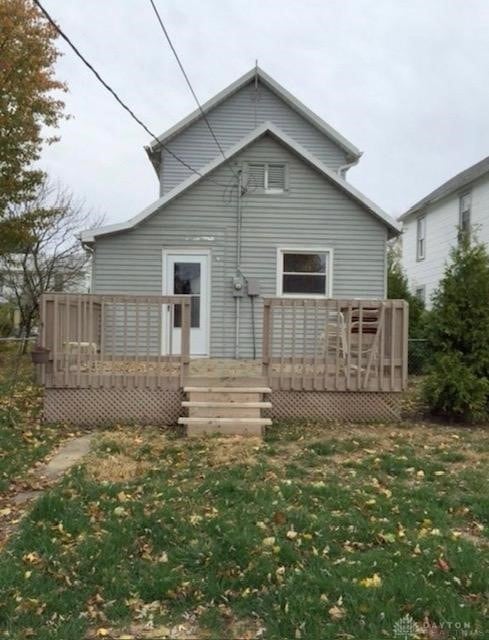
[37,294,408,394]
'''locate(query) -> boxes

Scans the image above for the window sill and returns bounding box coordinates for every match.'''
[248,189,290,197]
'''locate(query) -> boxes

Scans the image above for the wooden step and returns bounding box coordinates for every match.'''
[184,386,271,394]
[184,376,268,387]
[178,417,272,437]
[183,401,271,419]
[187,391,264,403]
[179,417,272,425]
[182,401,272,408]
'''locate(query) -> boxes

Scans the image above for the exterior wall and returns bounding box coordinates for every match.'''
[402,173,489,308]
[93,134,387,358]
[159,79,350,195]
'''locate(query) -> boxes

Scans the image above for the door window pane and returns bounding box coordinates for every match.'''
[174,262,200,295]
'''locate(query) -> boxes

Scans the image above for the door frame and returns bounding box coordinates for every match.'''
[161,248,211,357]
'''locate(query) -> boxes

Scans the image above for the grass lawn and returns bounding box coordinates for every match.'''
[0,418,487,639]
[0,345,71,493]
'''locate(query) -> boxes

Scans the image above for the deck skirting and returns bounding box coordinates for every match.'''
[268,390,402,422]
[43,387,402,426]
[44,387,183,426]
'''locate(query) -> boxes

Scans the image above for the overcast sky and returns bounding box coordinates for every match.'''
[41,0,489,225]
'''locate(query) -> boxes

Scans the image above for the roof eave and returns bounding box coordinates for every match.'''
[146,66,362,160]
[83,122,399,244]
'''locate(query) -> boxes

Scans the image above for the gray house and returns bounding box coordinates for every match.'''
[80,67,400,360]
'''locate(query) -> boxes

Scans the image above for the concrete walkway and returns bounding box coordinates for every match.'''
[0,433,93,546]
[40,434,92,481]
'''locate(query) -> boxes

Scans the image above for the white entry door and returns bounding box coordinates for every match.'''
[163,251,210,356]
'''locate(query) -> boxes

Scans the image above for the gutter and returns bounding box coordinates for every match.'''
[337,154,362,178]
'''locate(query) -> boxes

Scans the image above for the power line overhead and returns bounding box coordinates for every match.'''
[147,0,240,181]
[32,0,231,188]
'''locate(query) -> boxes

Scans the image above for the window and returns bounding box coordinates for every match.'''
[277,248,331,297]
[459,191,471,240]
[415,286,426,304]
[416,215,426,260]
[247,163,286,192]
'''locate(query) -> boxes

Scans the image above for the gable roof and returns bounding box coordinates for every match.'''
[399,154,489,221]
[145,66,362,167]
[81,122,399,245]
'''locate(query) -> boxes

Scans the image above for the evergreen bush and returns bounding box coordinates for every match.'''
[422,236,489,421]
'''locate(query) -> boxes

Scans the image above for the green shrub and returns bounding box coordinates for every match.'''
[422,236,489,422]
[422,352,489,422]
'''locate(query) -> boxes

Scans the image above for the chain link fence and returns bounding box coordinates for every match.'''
[408,338,431,376]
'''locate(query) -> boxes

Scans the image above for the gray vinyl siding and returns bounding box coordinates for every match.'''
[159,80,349,195]
[93,134,386,358]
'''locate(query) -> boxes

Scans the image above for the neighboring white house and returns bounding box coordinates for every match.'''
[399,155,489,308]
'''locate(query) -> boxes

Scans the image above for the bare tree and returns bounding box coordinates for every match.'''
[0,178,102,345]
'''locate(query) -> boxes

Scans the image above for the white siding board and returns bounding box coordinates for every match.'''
[94,135,386,358]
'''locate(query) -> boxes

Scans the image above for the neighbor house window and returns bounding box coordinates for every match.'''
[247,163,286,192]
[459,191,471,240]
[277,248,331,297]
[415,286,426,304]
[416,215,426,260]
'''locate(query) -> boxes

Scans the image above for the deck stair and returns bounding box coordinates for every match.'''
[179,376,272,436]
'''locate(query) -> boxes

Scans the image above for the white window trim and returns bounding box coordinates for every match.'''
[459,190,471,235]
[276,247,333,298]
[416,215,426,261]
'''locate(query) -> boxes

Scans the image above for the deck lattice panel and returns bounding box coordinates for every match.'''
[44,388,183,426]
[269,391,402,422]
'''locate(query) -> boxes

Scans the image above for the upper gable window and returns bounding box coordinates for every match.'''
[247,163,286,193]
[459,191,471,240]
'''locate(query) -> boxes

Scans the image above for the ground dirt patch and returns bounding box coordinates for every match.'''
[205,435,263,467]
[84,452,153,483]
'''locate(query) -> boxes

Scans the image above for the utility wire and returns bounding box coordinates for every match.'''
[32,0,228,186]
[147,0,240,181]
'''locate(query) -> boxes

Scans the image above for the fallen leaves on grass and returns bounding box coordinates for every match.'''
[435,557,451,572]
[358,573,382,588]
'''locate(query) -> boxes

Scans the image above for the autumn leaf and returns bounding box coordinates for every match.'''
[328,604,346,620]
[359,573,382,588]
[436,557,451,572]
[273,511,286,525]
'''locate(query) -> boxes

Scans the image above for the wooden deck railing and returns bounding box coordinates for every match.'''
[262,298,408,392]
[38,293,191,389]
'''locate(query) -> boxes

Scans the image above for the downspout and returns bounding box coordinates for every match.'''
[235,170,243,359]
[78,235,94,293]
